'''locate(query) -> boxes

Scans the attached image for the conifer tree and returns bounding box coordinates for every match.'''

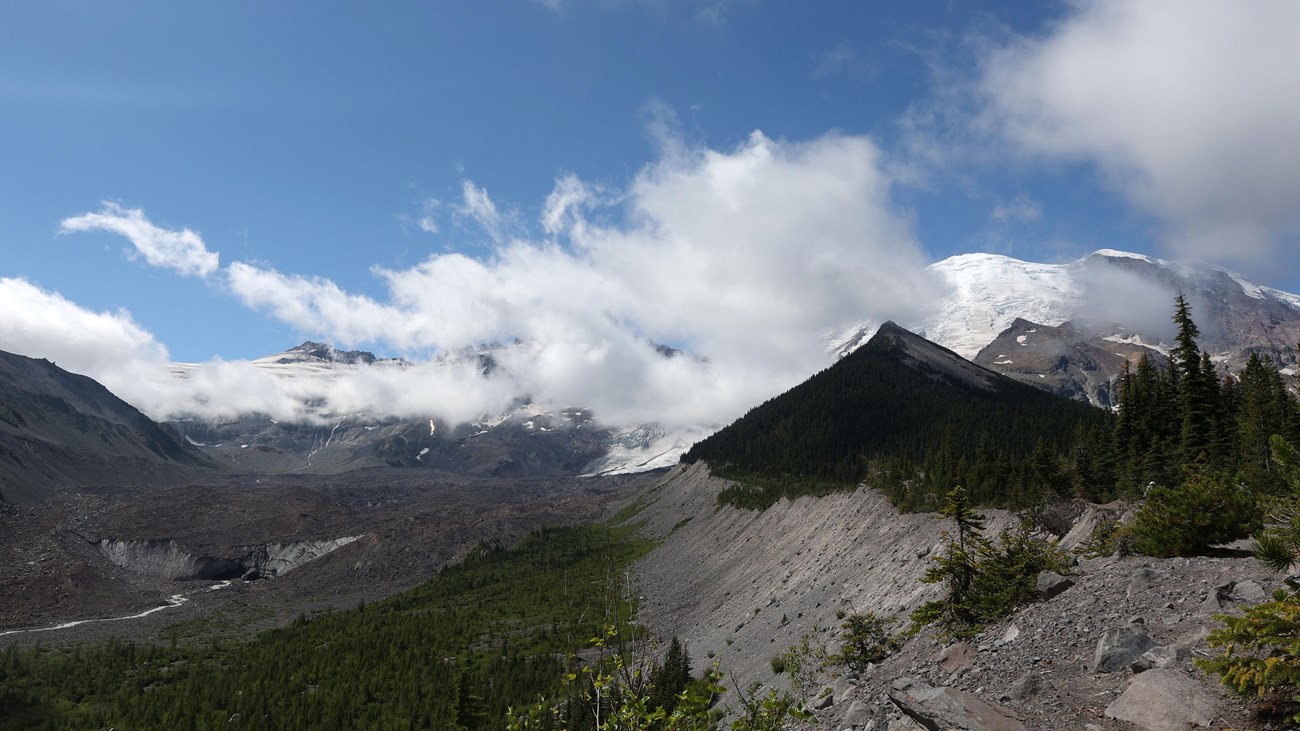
[1172,293,1216,462]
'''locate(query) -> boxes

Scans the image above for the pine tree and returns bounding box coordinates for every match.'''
[1172,293,1216,462]
[1237,352,1292,493]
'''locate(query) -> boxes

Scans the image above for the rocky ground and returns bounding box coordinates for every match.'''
[630,463,1279,731]
[0,468,658,647]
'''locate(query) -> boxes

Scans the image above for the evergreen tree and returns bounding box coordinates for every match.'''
[647,637,691,715]
[1172,293,1216,462]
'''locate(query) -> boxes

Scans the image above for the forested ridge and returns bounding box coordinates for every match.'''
[0,522,652,730]
[687,304,1300,512]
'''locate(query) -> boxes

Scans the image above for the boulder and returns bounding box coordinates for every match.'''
[1035,571,1074,599]
[1131,645,1189,673]
[842,699,872,728]
[1094,626,1158,673]
[1104,669,1221,730]
[1232,579,1266,603]
[1126,567,1164,597]
[889,677,1026,731]
[1004,670,1045,701]
[936,642,975,673]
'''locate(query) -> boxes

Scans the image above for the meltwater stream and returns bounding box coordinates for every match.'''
[0,580,232,638]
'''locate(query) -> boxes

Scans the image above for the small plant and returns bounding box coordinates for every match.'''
[833,612,899,672]
[771,629,829,701]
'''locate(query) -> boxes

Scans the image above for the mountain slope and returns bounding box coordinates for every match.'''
[167,342,698,478]
[0,350,209,503]
[831,249,1300,405]
[684,322,1109,490]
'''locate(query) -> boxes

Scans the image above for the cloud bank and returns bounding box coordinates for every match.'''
[979,0,1300,270]
[26,129,940,429]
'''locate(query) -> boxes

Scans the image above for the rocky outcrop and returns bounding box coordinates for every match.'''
[889,677,1027,731]
[97,535,362,581]
[1104,669,1221,730]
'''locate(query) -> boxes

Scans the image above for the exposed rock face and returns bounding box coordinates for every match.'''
[1104,669,1221,730]
[97,535,362,581]
[973,318,1151,407]
[889,677,1026,731]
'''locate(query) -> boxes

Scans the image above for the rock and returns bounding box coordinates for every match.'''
[996,624,1020,646]
[1035,571,1074,599]
[812,691,834,710]
[936,642,975,673]
[1094,626,1159,673]
[1104,668,1221,730]
[1131,645,1190,673]
[842,699,872,727]
[1232,579,1266,602]
[1005,670,1045,701]
[833,674,855,705]
[889,677,1027,731]
[1126,567,1164,597]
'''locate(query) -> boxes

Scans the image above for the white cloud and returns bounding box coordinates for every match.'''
[223,128,942,428]
[979,0,1300,269]
[991,194,1042,223]
[60,202,220,277]
[0,277,179,413]
[12,127,940,431]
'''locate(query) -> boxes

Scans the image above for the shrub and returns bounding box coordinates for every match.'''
[1198,589,1300,725]
[833,613,899,672]
[912,488,1069,638]
[1130,467,1260,558]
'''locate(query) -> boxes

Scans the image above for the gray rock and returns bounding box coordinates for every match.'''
[812,691,834,710]
[889,677,1027,731]
[1232,579,1266,602]
[1131,644,1190,673]
[843,699,872,727]
[833,674,856,705]
[1094,626,1159,673]
[1104,668,1221,730]
[1035,571,1074,599]
[1126,567,1164,597]
[1005,670,1045,701]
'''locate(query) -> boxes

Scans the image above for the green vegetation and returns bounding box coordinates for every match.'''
[832,613,899,673]
[688,298,1300,523]
[1129,465,1260,557]
[0,523,652,731]
[1199,437,1300,724]
[685,323,1111,511]
[911,487,1069,638]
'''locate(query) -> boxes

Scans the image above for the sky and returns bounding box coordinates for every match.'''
[3,1,1300,429]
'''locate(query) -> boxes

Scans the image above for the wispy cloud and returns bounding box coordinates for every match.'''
[811,44,877,81]
[60,202,220,277]
[991,194,1042,223]
[453,180,509,243]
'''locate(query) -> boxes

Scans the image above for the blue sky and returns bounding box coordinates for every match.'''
[3,1,1300,426]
